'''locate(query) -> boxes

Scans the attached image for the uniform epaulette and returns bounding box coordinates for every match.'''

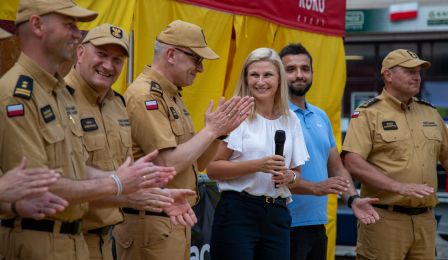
[66,85,75,95]
[113,90,126,107]
[359,98,380,108]
[150,81,163,97]
[415,98,435,109]
[13,75,33,100]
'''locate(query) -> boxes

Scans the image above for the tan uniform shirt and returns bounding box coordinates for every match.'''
[124,66,199,206]
[0,53,88,221]
[65,68,130,231]
[342,89,448,207]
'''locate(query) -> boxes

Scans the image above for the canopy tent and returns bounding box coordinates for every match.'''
[0,0,347,259]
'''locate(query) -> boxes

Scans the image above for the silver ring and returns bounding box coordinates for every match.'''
[240,112,243,117]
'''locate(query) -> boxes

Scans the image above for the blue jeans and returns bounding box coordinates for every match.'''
[289,224,327,260]
[210,191,292,260]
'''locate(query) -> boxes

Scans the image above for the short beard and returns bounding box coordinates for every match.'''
[288,81,312,97]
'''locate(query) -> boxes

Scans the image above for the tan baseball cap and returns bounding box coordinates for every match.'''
[0,28,12,40]
[156,20,219,60]
[82,23,130,57]
[15,0,98,25]
[381,49,430,75]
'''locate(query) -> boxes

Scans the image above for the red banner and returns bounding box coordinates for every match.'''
[177,0,346,37]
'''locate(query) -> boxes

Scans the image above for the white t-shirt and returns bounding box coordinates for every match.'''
[217,110,309,203]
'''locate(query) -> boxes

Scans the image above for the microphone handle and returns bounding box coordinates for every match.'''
[274,143,284,189]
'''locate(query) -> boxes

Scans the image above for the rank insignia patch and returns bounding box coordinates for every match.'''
[14,75,33,100]
[7,104,24,117]
[66,106,78,115]
[359,98,379,108]
[41,105,55,123]
[183,109,190,116]
[150,81,163,96]
[118,119,130,127]
[351,111,360,118]
[146,100,158,110]
[81,118,98,131]
[111,26,123,39]
[382,121,398,130]
[170,107,179,119]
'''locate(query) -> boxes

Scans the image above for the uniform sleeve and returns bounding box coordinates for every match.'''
[126,92,177,155]
[0,96,49,174]
[341,109,372,160]
[290,117,310,168]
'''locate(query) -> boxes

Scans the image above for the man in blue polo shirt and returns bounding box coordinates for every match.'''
[279,43,379,260]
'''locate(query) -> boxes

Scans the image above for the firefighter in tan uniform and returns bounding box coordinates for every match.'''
[342,49,448,260]
[0,1,173,259]
[66,23,192,260]
[0,27,66,215]
[114,20,254,260]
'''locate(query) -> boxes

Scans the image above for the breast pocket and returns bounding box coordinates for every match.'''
[41,124,65,169]
[119,130,132,162]
[380,131,407,160]
[82,133,106,166]
[169,119,184,144]
[422,128,442,157]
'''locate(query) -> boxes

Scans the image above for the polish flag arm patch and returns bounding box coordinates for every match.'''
[352,111,360,118]
[146,100,158,110]
[7,104,25,117]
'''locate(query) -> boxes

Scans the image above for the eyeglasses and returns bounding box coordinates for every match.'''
[174,48,203,66]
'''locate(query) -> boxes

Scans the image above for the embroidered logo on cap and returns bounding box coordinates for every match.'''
[7,104,24,117]
[81,118,99,131]
[382,121,398,130]
[406,50,418,59]
[111,27,123,39]
[146,100,158,110]
[170,107,179,119]
[41,105,55,123]
[351,111,360,118]
[13,75,33,100]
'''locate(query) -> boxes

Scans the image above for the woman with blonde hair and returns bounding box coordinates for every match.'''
[207,48,309,260]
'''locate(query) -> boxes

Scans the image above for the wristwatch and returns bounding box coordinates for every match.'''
[288,171,297,185]
[217,134,229,140]
[347,194,360,208]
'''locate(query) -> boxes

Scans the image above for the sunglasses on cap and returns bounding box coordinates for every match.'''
[174,48,203,66]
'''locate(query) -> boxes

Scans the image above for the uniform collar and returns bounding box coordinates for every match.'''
[288,99,313,115]
[67,67,114,105]
[143,66,180,97]
[381,88,414,111]
[17,52,66,94]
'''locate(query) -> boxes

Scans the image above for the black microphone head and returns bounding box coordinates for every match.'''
[274,130,286,144]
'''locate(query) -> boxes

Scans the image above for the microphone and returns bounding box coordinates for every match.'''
[274,130,286,189]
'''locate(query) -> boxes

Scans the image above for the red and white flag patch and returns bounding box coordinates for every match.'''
[7,104,24,117]
[146,100,158,110]
[351,111,360,118]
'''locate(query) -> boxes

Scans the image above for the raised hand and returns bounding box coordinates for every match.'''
[162,189,197,227]
[351,197,380,225]
[15,192,69,220]
[204,96,254,137]
[0,157,60,203]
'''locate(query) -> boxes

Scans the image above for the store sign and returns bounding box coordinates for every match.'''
[428,10,448,25]
[178,0,346,37]
[346,11,364,31]
[346,5,448,32]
